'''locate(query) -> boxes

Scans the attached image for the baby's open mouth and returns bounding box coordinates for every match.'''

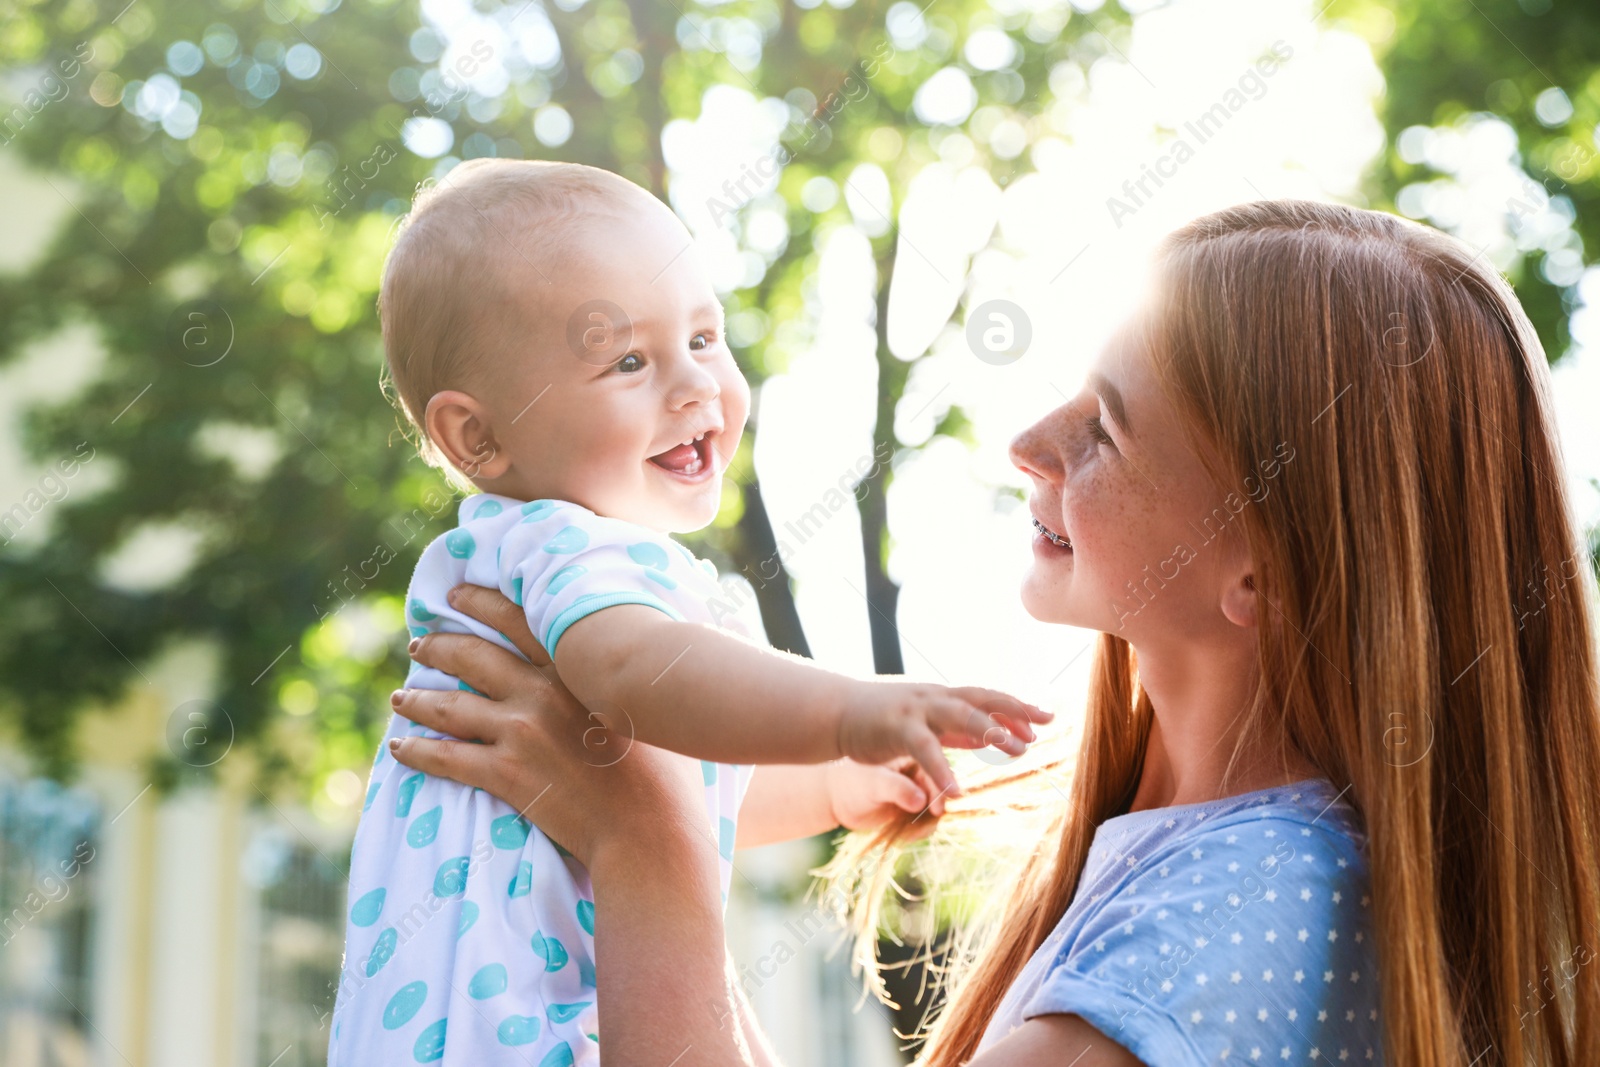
[1032,517,1072,549]
[649,431,714,479]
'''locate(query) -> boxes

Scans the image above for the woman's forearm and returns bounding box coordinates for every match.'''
[591,833,761,1065]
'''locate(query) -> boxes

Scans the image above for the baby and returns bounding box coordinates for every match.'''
[327,158,1049,1065]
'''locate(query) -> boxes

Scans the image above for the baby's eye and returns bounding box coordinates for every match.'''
[689,333,710,351]
[615,352,645,374]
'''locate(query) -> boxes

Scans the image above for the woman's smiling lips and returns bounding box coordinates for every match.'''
[1030,512,1074,556]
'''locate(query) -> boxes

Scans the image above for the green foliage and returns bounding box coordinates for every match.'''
[0,0,1121,795]
[1360,0,1598,364]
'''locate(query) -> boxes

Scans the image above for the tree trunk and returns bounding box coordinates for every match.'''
[859,232,908,675]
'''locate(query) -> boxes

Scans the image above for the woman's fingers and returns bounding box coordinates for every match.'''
[448,583,551,668]
[410,631,549,702]
[391,685,504,744]
[388,735,500,792]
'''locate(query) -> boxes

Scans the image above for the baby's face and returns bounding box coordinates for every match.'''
[482,202,750,533]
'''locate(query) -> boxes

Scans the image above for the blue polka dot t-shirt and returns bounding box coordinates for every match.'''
[977,777,1383,1065]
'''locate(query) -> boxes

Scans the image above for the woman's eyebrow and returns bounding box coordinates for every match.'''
[1089,372,1134,438]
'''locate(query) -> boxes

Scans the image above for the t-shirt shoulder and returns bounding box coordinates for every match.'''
[487,498,716,657]
[1020,786,1380,1066]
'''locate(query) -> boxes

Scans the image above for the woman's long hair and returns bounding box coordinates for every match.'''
[819,200,1600,1066]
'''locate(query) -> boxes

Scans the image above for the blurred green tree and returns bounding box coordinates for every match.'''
[0,0,1138,798]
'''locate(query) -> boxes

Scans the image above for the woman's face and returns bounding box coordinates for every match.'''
[1008,321,1253,647]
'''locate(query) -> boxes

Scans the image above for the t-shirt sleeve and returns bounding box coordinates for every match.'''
[1020,819,1377,1066]
[497,500,711,658]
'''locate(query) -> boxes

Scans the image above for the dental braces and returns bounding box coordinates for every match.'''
[1032,517,1072,549]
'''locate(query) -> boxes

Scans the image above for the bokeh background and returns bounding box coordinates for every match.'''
[0,0,1597,1063]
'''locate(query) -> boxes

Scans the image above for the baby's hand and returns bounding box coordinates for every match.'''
[836,681,1052,799]
[825,757,946,834]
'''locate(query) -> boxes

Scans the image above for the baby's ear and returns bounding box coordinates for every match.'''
[425,390,512,482]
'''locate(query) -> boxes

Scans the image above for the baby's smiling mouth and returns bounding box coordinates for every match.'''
[648,430,717,479]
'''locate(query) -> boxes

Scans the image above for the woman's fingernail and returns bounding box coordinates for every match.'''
[408,638,420,654]
[390,690,404,707]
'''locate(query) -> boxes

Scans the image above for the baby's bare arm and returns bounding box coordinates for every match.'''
[552,605,850,765]
[554,604,1052,795]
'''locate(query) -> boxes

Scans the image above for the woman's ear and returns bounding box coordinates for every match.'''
[424,390,512,482]
[1221,571,1259,629]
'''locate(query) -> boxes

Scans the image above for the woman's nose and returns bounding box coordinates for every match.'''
[1009,415,1063,480]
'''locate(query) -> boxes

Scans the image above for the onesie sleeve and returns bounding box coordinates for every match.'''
[497,499,713,658]
[1020,818,1379,1066]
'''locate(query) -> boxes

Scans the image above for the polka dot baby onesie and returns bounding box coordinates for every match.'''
[327,495,758,1066]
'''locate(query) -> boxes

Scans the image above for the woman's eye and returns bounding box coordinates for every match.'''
[1084,415,1114,447]
[615,352,645,374]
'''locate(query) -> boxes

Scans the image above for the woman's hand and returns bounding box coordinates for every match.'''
[387,584,769,1065]
[386,583,711,877]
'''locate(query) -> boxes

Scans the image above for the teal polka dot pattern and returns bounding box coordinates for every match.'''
[383,981,427,1030]
[490,813,530,849]
[350,887,385,927]
[626,542,670,570]
[468,963,508,999]
[333,496,753,1065]
[497,1014,541,1046]
[445,528,476,559]
[433,857,469,897]
[530,931,569,972]
[718,816,735,861]
[395,773,425,818]
[547,1002,590,1024]
[365,928,397,977]
[458,679,484,696]
[407,806,442,848]
[541,525,588,554]
[545,564,585,596]
[539,1041,575,1067]
[413,1018,447,1062]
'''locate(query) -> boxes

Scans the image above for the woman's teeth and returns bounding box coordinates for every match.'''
[1032,517,1072,549]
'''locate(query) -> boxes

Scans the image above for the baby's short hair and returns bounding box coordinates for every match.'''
[378,158,650,472]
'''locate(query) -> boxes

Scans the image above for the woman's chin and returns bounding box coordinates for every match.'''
[1019,580,1078,625]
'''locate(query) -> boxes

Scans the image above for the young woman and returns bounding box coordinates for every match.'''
[386,200,1600,1066]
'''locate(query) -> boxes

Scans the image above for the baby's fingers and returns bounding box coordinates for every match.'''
[932,699,1029,755]
[907,730,962,799]
[872,763,932,814]
[954,688,1053,726]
